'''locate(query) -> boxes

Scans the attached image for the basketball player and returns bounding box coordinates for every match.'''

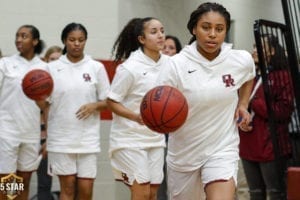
[0,25,46,200]
[37,23,110,200]
[157,2,255,199]
[107,18,169,200]
[162,35,182,56]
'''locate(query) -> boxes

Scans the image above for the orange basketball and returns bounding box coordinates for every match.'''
[22,69,54,101]
[140,85,188,133]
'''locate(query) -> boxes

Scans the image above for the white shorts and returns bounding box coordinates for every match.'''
[48,152,98,179]
[111,147,164,185]
[167,155,238,200]
[0,138,41,173]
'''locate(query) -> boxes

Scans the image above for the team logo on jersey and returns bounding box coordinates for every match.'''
[222,74,235,87]
[121,172,129,184]
[83,73,91,82]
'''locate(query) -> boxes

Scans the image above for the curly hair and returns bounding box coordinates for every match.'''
[111,17,156,62]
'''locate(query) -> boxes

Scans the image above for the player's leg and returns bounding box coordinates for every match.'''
[77,178,94,200]
[58,175,76,200]
[131,181,151,200]
[76,153,98,200]
[202,154,239,200]
[205,178,236,200]
[111,148,154,200]
[17,142,41,200]
[150,184,160,200]
[16,171,33,200]
[48,152,77,200]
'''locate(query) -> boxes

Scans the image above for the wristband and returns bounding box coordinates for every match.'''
[40,138,46,145]
[41,124,46,131]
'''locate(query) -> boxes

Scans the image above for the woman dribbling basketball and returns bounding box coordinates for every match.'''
[157,2,255,200]
[107,17,169,200]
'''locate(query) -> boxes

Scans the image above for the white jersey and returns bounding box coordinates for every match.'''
[108,49,168,154]
[0,54,47,142]
[46,55,110,153]
[157,42,255,172]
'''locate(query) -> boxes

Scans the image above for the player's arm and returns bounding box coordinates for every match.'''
[36,100,50,127]
[76,100,107,120]
[107,98,143,125]
[238,79,253,109]
[235,79,254,130]
[36,100,50,154]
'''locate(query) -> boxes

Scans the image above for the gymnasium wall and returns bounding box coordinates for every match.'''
[0,0,284,59]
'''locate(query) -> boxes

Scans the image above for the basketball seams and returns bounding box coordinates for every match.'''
[23,77,53,91]
[165,97,188,124]
[160,87,172,124]
[159,102,188,131]
[140,85,188,134]
[140,93,156,129]
[149,87,166,133]
[22,69,53,100]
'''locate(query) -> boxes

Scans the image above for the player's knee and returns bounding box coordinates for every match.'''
[61,184,76,196]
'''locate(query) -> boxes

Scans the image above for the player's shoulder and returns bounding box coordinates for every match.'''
[229,49,254,67]
[0,54,18,63]
[120,57,142,73]
[81,55,105,70]
[231,49,252,60]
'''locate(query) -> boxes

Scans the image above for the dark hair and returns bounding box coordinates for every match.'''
[262,34,288,70]
[187,2,231,44]
[61,22,88,54]
[111,17,156,62]
[19,25,45,54]
[165,35,182,53]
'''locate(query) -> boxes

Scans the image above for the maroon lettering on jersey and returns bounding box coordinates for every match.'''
[222,74,235,87]
[83,73,91,82]
[121,172,129,183]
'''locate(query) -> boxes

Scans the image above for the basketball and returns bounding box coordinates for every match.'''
[22,69,54,101]
[140,85,188,133]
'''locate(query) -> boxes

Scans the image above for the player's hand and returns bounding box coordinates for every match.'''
[134,114,144,125]
[76,103,96,120]
[235,105,252,132]
[239,121,253,132]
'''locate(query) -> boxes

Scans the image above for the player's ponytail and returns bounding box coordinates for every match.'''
[112,17,156,62]
[20,25,45,54]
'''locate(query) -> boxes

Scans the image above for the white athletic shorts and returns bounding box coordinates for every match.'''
[0,138,41,173]
[111,147,164,186]
[167,154,238,200]
[48,152,98,179]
